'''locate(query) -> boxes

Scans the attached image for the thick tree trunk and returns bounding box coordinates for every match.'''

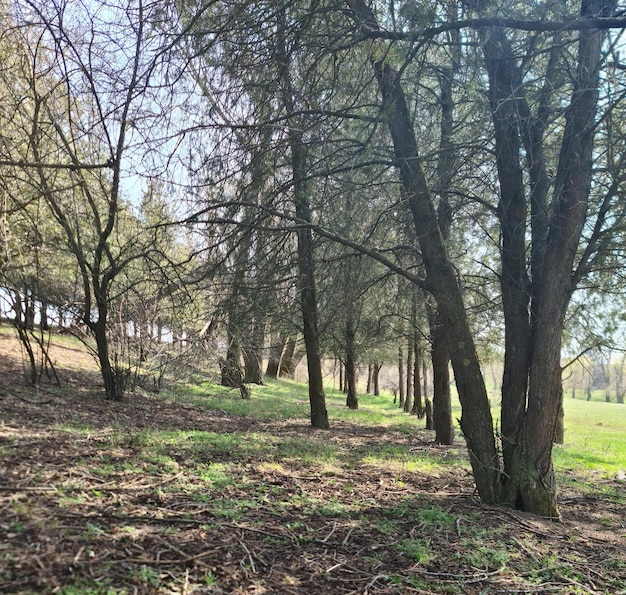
[222,310,243,383]
[517,0,611,517]
[554,380,565,444]
[40,301,49,332]
[243,315,265,385]
[481,25,531,504]
[243,346,264,385]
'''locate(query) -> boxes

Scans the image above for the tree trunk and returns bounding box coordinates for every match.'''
[276,9,329,429]
[291,135,329,427]
[16,325,37,384]
[373,362,381,396]
[243,345,264,385]
[345,315,358,409]
[279,336,297,379]
[25,291,35,331]
[516,0,611,517]
[13,290,24,328]
[348,22,500,502]
[222,308,243,383]
[366,363,372,394]
[411,340,423,417]
[404,333,413,413]
[40,301,49,332]
[431,316,454,445]
[425,399,434,431]
[380,58,498,500]
[554,379,565,444]
[422,358,428,406]
[91,319,122,401]
[338,358,344,392]
[481,23,532,505]
[243,315,265,385]
[398,345,405,408]
[265,333,283,379]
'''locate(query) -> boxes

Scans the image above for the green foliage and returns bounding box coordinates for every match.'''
[131,565,160,589]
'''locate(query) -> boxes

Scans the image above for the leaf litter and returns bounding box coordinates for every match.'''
[0,332,625,594]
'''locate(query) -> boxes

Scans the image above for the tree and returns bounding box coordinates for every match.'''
[3,0,195,400]
[346,0,500,506]
[345,0,623,516]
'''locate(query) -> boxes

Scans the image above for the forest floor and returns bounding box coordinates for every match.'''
[0,330,625,594]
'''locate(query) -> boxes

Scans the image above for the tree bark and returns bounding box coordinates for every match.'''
[425,398,434,431]
[404,332,413,413]
[373,362,381,396]
[517,0,612,517]
[411,339,423,417]
[276,8,329,429]
[40,301,49,331]
[554,379,565,444]
[279,336,298,379]
[92,319,122,401]
[243,314,265,385]
[345,314,358,409]
[481,24,531,503]
[398,345,405,408]
[431,316,454,445]
[265,333,283,379]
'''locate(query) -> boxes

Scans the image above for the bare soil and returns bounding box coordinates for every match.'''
[0,329,625,594]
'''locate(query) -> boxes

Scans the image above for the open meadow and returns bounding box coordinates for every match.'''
[0,327,625,594]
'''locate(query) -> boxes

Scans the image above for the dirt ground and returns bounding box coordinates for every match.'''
[0,329,625,594]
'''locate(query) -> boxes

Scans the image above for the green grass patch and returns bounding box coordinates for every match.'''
[160,372,626,485]
[554,398,626,475]
[395,538,433,564]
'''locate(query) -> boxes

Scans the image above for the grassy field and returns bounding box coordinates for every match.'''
[178,375,626,481]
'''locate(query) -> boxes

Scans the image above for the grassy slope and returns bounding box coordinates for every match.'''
[180,376,626,480]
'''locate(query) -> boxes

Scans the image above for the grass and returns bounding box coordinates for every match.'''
[179,376,420,430]
[170,375,626,483]
[553,397,626,475]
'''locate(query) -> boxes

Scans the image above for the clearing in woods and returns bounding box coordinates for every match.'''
[0,328,625,594]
